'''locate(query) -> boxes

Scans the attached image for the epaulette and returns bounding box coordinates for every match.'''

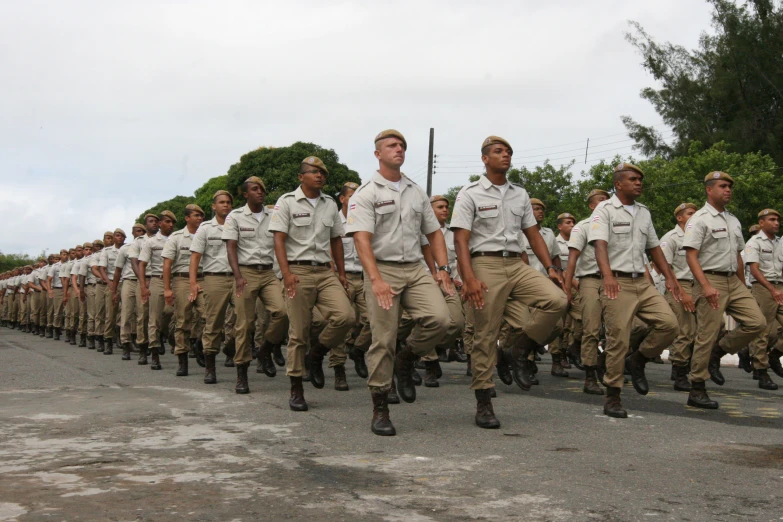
[511,183,525,190]
[170,229,184,236]
[462,180,481,191]
[282,192,296,198]
[229,208,243,214]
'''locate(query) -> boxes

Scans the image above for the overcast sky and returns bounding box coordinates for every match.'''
[0,0,714,257]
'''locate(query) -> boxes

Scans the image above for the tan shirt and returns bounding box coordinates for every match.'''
[520,226,558,275]
[114,244,136,281]
[568,218,599,278]
[48,262,63,288]
[683,202,745,272]
[268,186,343,264]
[340,212,362,273]
[190,218,230,273]
[661,226,693,281]
[82,254,100,284]
[346,172,440,263]
[450,175,537,254]
[138,232,170,277]
[744,232,783,284]
[587,195,660,273]
[555,234,570,265]
[162,228,199,274]
[128,236,152,275]
[60,259,73,279]
[98,245,121,281]
[221,204,275,266]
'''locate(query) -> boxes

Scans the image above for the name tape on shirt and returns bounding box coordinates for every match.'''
[711,228,727,233]
[374,200,394,208]
[293,213,311,218]
[612,222,631,227]
[239,227,255,232]
[478,205,498,211]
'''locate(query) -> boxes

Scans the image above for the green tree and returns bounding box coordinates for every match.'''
[137,195,196,231]
[0,251,36,272]
[508,162,578,229]
[225,142,361,207]
[623,0,783,165]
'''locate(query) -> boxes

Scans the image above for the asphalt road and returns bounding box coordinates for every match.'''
[0,329,782,521]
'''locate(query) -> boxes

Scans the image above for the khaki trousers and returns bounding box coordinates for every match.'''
[121,279,140,344]
[134,279,150,345]
[342,272,372,352]
[462,300,474,355]
[234,268,287,365]
[93,283,106,339]
[172,277,205,355]
[148,277,172,349]
[35,291,46,327]
[101,282,115,340]
[365,262,450,390]
[29,292,41,327]
[285,266,354,377]
[691,274,766,383]
[578,277,603,367]
[50,289,64,328]
[599,277,678,389]
[665,282,696,366]
[85,285,97,336]
[550,290,583,356]
[471,257,567,390]
[200,275,234,354]
[254,296,269,347]
[747,282,783,370]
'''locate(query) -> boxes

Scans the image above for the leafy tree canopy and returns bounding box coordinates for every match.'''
[137,195,196,231]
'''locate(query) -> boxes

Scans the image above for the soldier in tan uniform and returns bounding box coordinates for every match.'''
[88,232,113,350]
[129,215,159,358]
[451,135,566,429]
[554,212,583,371]
[223,177,288,394]
[588,163,680,418]
[48,251,67,340]
[347,129,453,436]
[191,190,235,384]
[60,247,77,344]
[163,204,205,377]
[97,229,125,354]
[114,224,145,360]
[660,203,698,391]
[684,171,766,408]
[79,241,102,349]
[270,157,355,410]
[30,260,47,336]
[742,208,782,390]
[139,210,176,370]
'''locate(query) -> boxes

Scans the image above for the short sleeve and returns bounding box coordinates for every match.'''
[162,236,178,261]
[661,233,676,265]
[519,197,537,230]
[221,212,240,241]
[449,188,475,231]
[419,193,441,236]
[733,219,746,251]
[345,188,376,236]
[190,225,207,254]
[138,242,152,264]
[645,217,661,250]
[682,216,705,251]
[744,238,760,265]
[267,197,291,234]
[114,249,127,271]
[568,224,587,252]
[586,205,610,244]
[128,240,141,259]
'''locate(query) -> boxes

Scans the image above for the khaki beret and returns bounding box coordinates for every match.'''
[429,194,449,205]
[143,213,159,222]
[587,189,611,202]
[614,162,644,177]
[342,181,359,191]
[82,242,93,248]
[529,198,546,210]
[243,176,267,192]
[301,156,329,175]
[159,210,177,222]
[705,171,734,184]
[758,208,781,219]
[674,202,698,216]
[749,224,761,234]
[265,204,275,210]
[114,228,126,237]
[132,223,145,231]
[481,136,513,155]
[103,231,113,238]
[93,239,104,247]
[185,203,205,215]
[212,189,234,202]
[557,213,576,222]
[375,129,407,150]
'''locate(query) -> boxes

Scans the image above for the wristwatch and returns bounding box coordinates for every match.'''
[546,265,558,273]
[437,265,452,275]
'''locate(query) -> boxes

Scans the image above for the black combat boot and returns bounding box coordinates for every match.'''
[583,367,604,395]
[687,380,718,409]
[272,343,285,367]
[603,387,628,418]
[673,364,692,392]
[221,338,235,367]
[121,342,131,360]
[306,341,330,389]
[79,333,87,348]
[70,329,77,345]
[394,345,418,403]
[87,335,95,350]
[708,345,727,385]
[496,349,513,385]
[334,365,349,391]
[257,341,277,377]
[370,390,396,436]
[448,340,468,362]
[103,338,113,355]
[509,333,534,391]
[625,350,650,395]
[551,353,569,377]
[466,354,472,377]
[138,343,149,365]
[191,338,205,368]
[289,376,308,411]
[387,378,401,404]
[768,348,783,378]
[757,369,778,390]
[411,367,422,386]
[737,347,752,372]
[97,337,105,352]
[150,347,162,370]
[235,362,250,394]
[475,389,501,429]
[424,361,439,388]
[176,354,188,377]
[349,347,368,378]
[204,354,217,384]
[46,327,53,338]
[52,327,60,340]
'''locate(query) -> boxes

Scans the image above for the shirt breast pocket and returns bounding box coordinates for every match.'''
[611,224,631,247]
[239,227,256,239]
[476,206,500,234]
[374,204,395,233]
[292,215,313,240]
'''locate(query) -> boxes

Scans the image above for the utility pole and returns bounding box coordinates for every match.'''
[426,128,434,196]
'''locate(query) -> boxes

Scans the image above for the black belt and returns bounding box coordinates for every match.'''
[173,273,199,278]
[289,261,330,267]
[346,271,363,275]
[704,270,735,277]
[580,273,601,279]
[97,281,107,285]
[239,264,273,271]
[753,280,783,285]
[471,251,523,258]
[611,271,645,279]
[149,275,162,279]
[677,279,694,284]
[203,272,233,276]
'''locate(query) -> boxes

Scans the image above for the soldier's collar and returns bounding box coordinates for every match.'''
[704,202,721,216]
[294,185,324,201]
[478,175,513,191]
[371,171,412,187]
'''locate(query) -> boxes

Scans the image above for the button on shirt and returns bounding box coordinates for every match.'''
[744,232,783,283]
[163,228,199,274]
[661,226,693,281]
[339,212,362,273]
[520,226,559,275]
[450,175,537,254]
[114,244,136,281]
[222,204,275,266]
[138,232,169,277]
[587,195,660,273]
[99,245,120,281]
[682,203,745,272]
[568,218,600,278]
[269,186,343,264]
[190,218,230,273]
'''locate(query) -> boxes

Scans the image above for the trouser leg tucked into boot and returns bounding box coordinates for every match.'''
[708,345,727,386]
[235,362,250,394]
[87,335,96,350]
[370,389,395,436]
[757,369,778,390]
[625,350,650,395]
[424,361,439,388]
[176,353,188,377]
[121,342,131,360]
[150,347,162,370]
[583,366,604,395]
[673,364,691,392]
[137,343,149,365]
[103,338,113,355]
[475,388,500,429]
[603,387,627,418]
[333,364,349,391]
[394,345,418,403]
[688,380,718,409]
[306,341,329,389]
[204,354,217,384]
[289,376,308,411]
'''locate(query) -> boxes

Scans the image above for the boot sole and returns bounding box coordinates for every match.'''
[204,378,217,384]
[475,420,500,429]
[604,409,628,418]
[583,388,605,395]
[687,398,719,409]
[235,389,250,394]
[289,403,309,412]
[371,427,396,436]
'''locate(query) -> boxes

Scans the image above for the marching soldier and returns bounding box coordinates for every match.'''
[588,163,680,418]
[97,229,125,354]
[451,135,566,429]
[660,203,698,391]
[742,208,782,390]
[683,171,766,408]
[139,210,177,370]
[347,130,453,436]
[114,224,146,360]
[129,215,159,362]
[223,177,288,395]
[270,157,356,410]
[163,204,205,377]
[48,251,67,340]
[554,212,583,370]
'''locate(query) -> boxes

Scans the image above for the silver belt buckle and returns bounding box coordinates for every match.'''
[310,261,318,266]
[502,251,510,258]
